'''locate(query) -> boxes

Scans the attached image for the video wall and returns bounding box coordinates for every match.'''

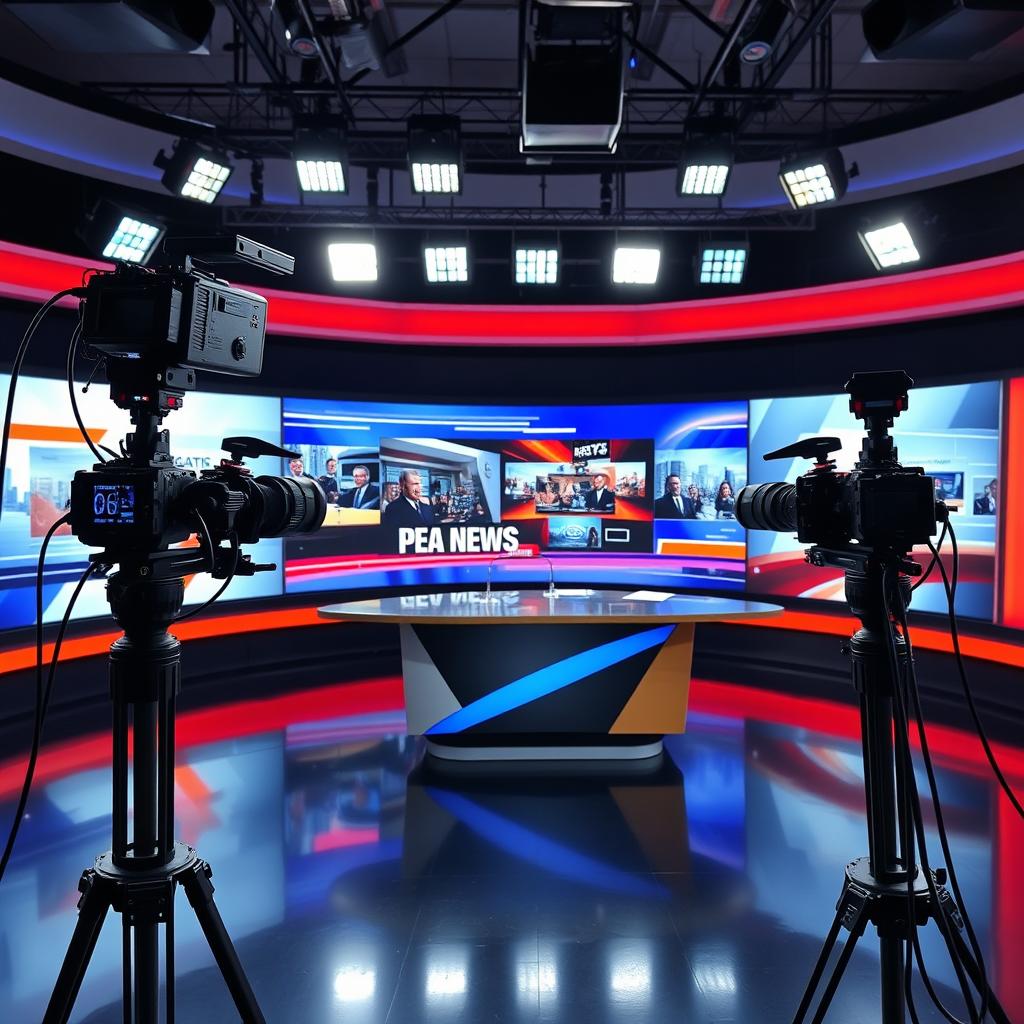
[0,373,1012,633]
[281,398,748,595]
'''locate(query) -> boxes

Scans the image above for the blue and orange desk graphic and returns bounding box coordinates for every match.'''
[318,590,781,754]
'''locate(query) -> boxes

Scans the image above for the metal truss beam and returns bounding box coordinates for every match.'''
[221,205,816,230]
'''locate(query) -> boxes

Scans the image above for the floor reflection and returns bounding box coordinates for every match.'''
[0,681,1020,1023]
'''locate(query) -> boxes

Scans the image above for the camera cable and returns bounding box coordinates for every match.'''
[0,514,95,885]
[927,526,1024,822]
[65,322,110,464]
[1,289,84,525]
[884,567,993,1023]
[173,517,239,624]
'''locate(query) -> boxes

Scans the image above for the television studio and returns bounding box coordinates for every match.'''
[0,2,1023,1022]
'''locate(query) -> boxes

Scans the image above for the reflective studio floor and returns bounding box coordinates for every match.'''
[1,676,1022,1024]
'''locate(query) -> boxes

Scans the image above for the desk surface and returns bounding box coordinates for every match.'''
[318,589,783,625]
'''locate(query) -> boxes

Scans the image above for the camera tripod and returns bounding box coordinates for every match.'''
[42,562,265,1023]
[792,552,1008,1024]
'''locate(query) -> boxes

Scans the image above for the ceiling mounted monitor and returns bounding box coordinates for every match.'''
[521,0,628,154]
[5,0,214,53]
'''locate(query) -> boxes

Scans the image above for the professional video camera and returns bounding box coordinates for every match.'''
[2,236,328,1024]
[736,370,937,561]
[68,236,324,579]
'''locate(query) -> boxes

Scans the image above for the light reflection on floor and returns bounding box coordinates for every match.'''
[0,680,1021,1024]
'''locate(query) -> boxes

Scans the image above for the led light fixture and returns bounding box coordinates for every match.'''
[514,246,559,285]
[327,241,378,282]
[859,221,921,270]
[698,244,748,285]
[79,200,165,265]
[294,131,348,193]
[155,140,233,204]
[612,246,660,285]
[424,245,469,283]
[678,146,732,196]
[778,149,848,208]
[408,116,462,194]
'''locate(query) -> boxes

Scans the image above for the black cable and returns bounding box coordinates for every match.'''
[881,567,982,1024]
[911,519,948,592]
[1,289,83,525]
[173,530,239,624]
[66,322,106,464]
[927,528,1024,821]
[886,571,990,1023]
[914,931,970,1024]
[0,516,91,883]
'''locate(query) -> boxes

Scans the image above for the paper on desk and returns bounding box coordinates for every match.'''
[622,590,676,602]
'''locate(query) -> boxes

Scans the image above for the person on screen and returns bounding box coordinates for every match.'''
[382,469,436,527]
[715,480,736,519]
[317,457,340,505]
[973,478,997,515]
[586,526,600,548]
[472,501,487,520]
[289,456,311,479]
[585,473,616,513]
[688,483,704,518]
[340,465,380,510]
[934,478,949,501]
[654,475,694,519]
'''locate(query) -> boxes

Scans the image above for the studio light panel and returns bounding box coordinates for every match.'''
[102,217,164,264]
[181,156,232,203]
[679,163,730,196]
[860,222,921,270]
[515,248,558,284]
[612,247,660,285]
[296,159,346,193]
[411,161,460,194]
[327,242,378,282]
[424,246,469,283]
[699,246,747,285]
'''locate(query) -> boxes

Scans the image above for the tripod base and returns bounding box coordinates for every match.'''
[45,841,265,1024]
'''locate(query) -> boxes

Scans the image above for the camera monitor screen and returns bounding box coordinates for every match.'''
[746,380,1001,620]
[282,398,748,594]
[0,373,283,630]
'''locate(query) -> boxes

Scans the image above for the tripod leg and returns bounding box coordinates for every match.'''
[879,936,904,1024]
[122,917,132,1024]
[180,860,266,1024]
[943,905,1012,1024]
[44,872,112,1024]
[793,910,845,1024]
[134,920,160,1024]
[808,924,866,1024]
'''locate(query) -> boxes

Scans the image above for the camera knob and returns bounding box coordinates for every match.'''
[231,337,247,361]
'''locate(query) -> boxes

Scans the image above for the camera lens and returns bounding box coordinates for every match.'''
[250,475,327,537]
[736,482,797,532]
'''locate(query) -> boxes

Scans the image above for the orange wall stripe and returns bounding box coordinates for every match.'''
[2,604,1023,677]
[1001,378,1024,628]
[9,423,107,444]
[656,540,746,559]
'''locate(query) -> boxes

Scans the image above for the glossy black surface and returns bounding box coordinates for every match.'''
[0,680,1021,1023]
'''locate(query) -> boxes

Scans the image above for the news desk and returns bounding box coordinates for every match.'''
[319,590,781,760]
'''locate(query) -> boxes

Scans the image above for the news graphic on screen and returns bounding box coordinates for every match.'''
[0,373,283,631]
[282,398,747,594]
[746,380,1001,619]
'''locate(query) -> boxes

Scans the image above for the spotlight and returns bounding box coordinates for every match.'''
[778,149,848,208]
[514,245,559,285]
[697,243,748,285]
[858,221,921,270]
[274,0,319,56]
[294,131,348,193]
[408,116,462,194]
[79,199,165,266]
[678,146,732,196]
[423,245,469,284]
[155,140,233,204]
[327,241,378,282]
[612,246,660,285]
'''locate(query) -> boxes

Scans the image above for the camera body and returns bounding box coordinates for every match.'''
[81,268,266,378]
[792,463,937,549]
[737,370,939,556]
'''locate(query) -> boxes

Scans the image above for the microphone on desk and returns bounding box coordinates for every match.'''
[481,549,558,600]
